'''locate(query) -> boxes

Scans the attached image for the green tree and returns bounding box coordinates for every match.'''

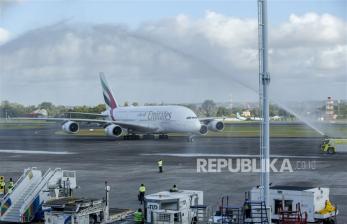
[250,108,260,117]
[182,104,198,114]
[201,100,216,117]
[338,101,347,119]
[38,102,54,110]
[216,106,230,117]
[92,104,106,113]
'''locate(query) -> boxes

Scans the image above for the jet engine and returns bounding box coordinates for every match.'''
[208,120,224,132]
[105,124,125,137]
[199,124,208,135]
[62,121,79,134]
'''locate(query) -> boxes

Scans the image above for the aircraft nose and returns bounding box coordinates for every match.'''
[195,120,201,132]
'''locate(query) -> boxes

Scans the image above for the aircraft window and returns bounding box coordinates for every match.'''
[186,117,191,119]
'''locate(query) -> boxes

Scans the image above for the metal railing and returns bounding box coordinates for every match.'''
[1,167,35,203]
[20,168,61,218]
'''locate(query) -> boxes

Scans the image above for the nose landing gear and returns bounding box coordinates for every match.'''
[158,134,169,140]
[143,134,155,140]
[123,134,140,140]
[187,135,195,142]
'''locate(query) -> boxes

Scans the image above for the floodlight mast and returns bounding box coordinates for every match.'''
[258,0,270,206]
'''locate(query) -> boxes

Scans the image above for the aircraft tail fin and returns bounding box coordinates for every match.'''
[99,72,118,109]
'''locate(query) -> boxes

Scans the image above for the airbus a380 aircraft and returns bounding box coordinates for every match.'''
[18,73,224,141]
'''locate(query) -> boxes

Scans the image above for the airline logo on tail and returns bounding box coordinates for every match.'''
[99,72,117,109]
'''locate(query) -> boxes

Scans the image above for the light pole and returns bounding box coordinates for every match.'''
[258,0,270,206]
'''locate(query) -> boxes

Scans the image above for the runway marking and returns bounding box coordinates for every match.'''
[141,153,321,159]
[0,150,75,155]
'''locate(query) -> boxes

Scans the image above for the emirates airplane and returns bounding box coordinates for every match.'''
[17,73,224,141]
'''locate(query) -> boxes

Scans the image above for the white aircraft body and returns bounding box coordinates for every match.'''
[100,105,202,133]
[17,73,224,141]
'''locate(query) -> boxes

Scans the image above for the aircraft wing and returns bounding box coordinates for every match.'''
[199,117,225,123]
[64,112,108,117]
[11,117,157,133]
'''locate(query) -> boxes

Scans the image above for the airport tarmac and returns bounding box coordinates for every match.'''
[0,128,346,222]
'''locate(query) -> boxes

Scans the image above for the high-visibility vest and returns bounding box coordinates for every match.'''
[7,181,14,193]
[139,186,146,193]
[0,181,5,194]
[8,181,14,189]
[158,160,163,167]
[134,211,143,222]
[170,187,178,192]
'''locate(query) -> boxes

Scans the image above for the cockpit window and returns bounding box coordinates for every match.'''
[186,116,198,119]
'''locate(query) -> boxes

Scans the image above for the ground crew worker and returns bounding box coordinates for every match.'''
[0,176,5,196]
[134,208,144,224]
[244,199,251,219]
[66,177,72,196]
[170,184,178,192]
[158,159,163,173]
[138,184,146,204]
[7,178,14,194]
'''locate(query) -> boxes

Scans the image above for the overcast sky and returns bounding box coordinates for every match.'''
[0,0,346,106]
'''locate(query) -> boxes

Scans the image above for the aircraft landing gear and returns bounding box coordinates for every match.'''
[123,134,140,140]
[187,135,195,142]
[158,134,169,140]
[143,134,155,140]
